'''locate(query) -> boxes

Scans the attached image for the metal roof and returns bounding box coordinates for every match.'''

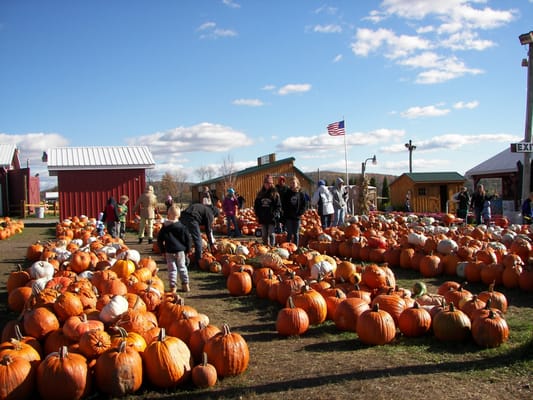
[47,146,155,174]
[464,145,521,179]
[395,171,466,184]
[192,156,313,187]
[0,144,17,168]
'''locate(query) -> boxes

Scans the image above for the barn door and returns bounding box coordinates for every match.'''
[439,185,447,212]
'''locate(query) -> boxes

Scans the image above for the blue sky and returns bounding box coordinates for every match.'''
[1,0,532,189]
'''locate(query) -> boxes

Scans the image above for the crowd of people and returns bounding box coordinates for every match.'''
[95,177,522,294]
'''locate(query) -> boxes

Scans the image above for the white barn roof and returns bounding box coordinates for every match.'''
[0,144,17,168]
[47,146,155,176]
[464,146,521,179]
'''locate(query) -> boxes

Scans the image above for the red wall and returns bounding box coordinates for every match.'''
[57,169,146,221]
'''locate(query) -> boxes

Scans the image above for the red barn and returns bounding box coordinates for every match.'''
[0,144,40,217]
[47,146,155,221]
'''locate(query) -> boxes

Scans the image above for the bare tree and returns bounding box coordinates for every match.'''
[160,172,179,200]
[195,165,216,181]
[159,171,190,207]
[218,154,238,191]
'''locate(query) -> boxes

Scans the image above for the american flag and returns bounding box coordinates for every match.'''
[327,120,345,136]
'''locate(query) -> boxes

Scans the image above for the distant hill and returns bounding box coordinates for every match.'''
[304,170,398,195]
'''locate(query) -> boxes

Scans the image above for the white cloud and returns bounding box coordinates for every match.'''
[262,84,276,91]
[377,0,516,30]
[400,104,450,119]
[333,54,343,63]
[276,128,405,153]
[453,100,479,109]
[314,5,338,15]
[0,132,70,189]
[354,1,516,84]
[197,22,237,39]
[277,83,312,95]
[352,28,432,59]
[380,132,520,153]
[222,0,240,9]
[232,98,264,107]
[197,22,216,31]
[128,123,253,155]
[313,24,342,34]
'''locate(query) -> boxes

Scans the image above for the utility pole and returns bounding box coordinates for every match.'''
[519,31,533,203]
[405,139,416,173]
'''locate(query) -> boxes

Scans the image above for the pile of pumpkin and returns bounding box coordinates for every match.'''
[0,217,24,240]
[1,229,249,399]
[198,239,510,349]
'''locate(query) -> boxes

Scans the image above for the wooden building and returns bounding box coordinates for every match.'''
[190,154,314,208]
[47,146,155,221]
[389,172,466,213]
[465,145,523,211]
[0,144,40,217]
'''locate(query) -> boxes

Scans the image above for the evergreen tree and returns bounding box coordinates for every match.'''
[381,177,390,211]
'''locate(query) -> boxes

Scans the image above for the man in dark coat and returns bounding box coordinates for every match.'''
[179,203,219,268]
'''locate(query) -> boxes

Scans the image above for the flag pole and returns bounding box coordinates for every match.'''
[343,117,348,185]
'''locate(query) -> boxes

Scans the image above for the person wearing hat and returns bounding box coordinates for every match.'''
[254,174,282,246]
[117,195,129,240]
[331,177,348,226]
[222,187,241,237]
[311,179,334,229]
[180,203,220,268]
[133,185,158,244]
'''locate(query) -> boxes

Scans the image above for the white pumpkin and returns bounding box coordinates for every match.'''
[456,261,469,278]
[117,249,141,265]
[407,232,427,247]
[29,260,55,280]
[99,295,129,324]
[272,247,290,260]
[235,245,250,257]
[436,239,458,255]
[310,260,335,280]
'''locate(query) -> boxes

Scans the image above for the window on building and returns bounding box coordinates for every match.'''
[417,187,426,196]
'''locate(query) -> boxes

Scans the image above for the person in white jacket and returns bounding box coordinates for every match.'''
[331,177,348,227]
[311,180,334,229]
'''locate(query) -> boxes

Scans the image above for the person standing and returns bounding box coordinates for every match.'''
[180,203,219,268]
[281,176,307,247]
[236,192,245,210]
[455,187,470,221]
[164,194,174,212]
[311,180,334,229]
[201,186,213,206]
[117,195,129,240]
[254,174,282,246]
[521,192,533,224]
[222,188,241,237]
[101,196,120,238]
[133,185,158,244]
[331,177,348,226]
[470,184,496,225]
[275,176,289,232]
[157,205,192,293]
[405,190,412,212]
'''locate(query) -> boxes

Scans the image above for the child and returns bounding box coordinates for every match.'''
[157,205,192,293]
[117,195,129,240]
[96,212,105,237]
[482,200,491,226]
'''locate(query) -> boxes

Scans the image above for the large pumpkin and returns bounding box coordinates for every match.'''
[204,323,249,377]
[356,303,396,345]
[142,328,192,388]
[37,346,90,400]
[94,340,143,396]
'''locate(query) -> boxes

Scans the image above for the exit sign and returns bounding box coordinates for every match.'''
[510,142,533,153]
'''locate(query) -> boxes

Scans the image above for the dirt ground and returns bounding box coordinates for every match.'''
[1,224,532,400]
